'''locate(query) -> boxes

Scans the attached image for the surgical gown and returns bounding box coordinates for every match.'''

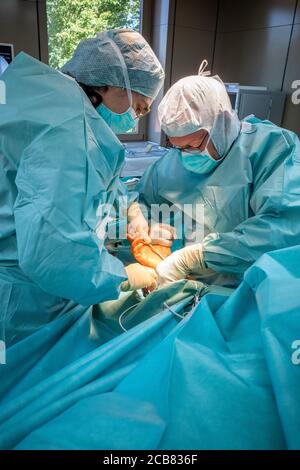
[138,117,300,284]
[0,53,132,346]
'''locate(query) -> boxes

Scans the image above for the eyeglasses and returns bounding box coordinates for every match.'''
[172,132,209,151]
[135,107,151,118]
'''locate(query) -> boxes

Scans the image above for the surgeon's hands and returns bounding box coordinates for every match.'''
[156,244,205,287]
[149,223,176,247]
[122,263,158,292]
[127,203,176,248]
[127,202,151,242]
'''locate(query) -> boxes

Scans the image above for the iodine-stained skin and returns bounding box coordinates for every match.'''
[130,237,171,269]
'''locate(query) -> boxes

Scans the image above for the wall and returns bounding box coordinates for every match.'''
[170,0,218,84]
[152,0,300,140]
[212,0,300,135]
[148,0,219,143]
[0,0,48,63]
[147,0,177,144]
[282,1,300,134]
[1,0,299,138]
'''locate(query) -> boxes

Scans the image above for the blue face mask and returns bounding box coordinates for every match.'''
[96,102,137,134]
[180,149,221,174]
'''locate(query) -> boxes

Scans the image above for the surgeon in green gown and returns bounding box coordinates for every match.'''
[137,61,300,287]
[0,29,165,346]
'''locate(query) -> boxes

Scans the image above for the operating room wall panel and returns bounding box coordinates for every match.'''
[147,0,176,144]
[36,0,49,63]
[174,0,218,31]
[153,0,173,26]
[282,23,300,135]
[152,24,170,74]
[295,1,300,23]
[0,0,40,59]
[150,0,218,141]
[171,27,215,84]
[217,0,297,31]
[213,26,291,90]
[148,24,170,144]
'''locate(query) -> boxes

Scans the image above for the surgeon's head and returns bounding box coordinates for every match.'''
[158,61,241,173]
[61,29,165,134]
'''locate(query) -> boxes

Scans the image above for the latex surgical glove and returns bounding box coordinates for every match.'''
[121,263,158,292]
[156,244,205,287]
[149,223,176,247]
[127,202,151,242]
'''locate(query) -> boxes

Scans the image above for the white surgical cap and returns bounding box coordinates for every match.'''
[61,29,165,100]
[158,61,241,157]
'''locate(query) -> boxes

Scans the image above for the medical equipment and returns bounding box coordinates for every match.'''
[118,292,200,332]
[121,141,168,177]
[225,83,286,126]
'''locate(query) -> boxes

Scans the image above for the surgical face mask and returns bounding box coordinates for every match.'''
[97,102,137,134]
[180,149,221,174]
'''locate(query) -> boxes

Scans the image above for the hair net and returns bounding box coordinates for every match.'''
[61,29,165,100]
[158,60,241,157]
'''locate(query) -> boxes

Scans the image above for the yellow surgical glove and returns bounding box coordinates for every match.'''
[156,244,205,287]
[122,263,158,291]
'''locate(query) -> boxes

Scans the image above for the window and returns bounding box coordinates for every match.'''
[47,0,140,69]
[46,0,143,140]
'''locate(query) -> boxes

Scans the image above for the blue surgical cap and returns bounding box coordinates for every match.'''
[61,29,165,100]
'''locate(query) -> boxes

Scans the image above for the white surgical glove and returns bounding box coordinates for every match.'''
[149,223,176,247]
[122,263,158,292]
[127,202,151,242]
[156,244,205,287]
